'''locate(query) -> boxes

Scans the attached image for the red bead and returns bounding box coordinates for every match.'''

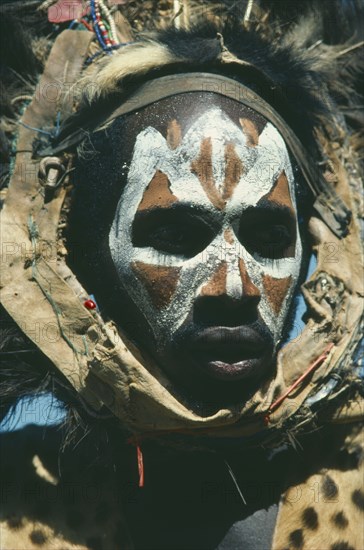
[84,299,96,310]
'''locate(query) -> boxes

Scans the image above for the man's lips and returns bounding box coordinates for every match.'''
[185,326,272,380]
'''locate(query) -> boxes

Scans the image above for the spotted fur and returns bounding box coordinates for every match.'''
[0,427,132,549]
[272,428,364,550]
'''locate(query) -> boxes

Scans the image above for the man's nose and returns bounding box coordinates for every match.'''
[194,259,260,326]
[200,258,260,300]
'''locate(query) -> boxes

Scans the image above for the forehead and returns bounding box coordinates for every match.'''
[113,92,268,160]
[113,92,295,213]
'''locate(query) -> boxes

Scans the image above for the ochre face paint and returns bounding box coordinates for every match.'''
[200,262,227,297]
[239,117,259,147]
[131,261,181,310]
[109,104,302,364]
[137,170,177,212]
[266,171,294,213]
[191,137,225,210]
[262,274,293,315]
[166,119,182,150]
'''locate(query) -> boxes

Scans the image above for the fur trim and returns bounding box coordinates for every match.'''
[82,41,182,102]
[59,17,361,164]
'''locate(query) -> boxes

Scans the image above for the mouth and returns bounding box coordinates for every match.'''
[186,326,273,381]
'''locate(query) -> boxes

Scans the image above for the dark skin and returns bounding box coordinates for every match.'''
[69,93,309,409]
[131,200,297,405]
[108,100,302,409]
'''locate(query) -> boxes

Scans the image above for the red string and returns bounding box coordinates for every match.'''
[264,342,335,425]
[137,445,144,488]
[80,18,93,32]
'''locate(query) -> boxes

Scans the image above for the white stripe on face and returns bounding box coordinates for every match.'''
[109,108,302,350]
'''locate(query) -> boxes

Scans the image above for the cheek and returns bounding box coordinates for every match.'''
[262,274,293,315]
[131,261,181,310]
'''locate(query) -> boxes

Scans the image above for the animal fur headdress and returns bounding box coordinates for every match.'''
[0,0,363,450]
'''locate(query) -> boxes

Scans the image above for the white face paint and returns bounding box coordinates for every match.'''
[109,107,302,361]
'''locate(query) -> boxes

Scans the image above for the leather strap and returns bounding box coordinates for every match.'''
[1,29,98,396]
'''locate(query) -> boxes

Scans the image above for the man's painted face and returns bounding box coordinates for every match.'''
[109,100,302,398]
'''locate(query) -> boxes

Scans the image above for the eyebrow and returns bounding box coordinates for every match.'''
[246,199,297,221]
[133,203,222,224]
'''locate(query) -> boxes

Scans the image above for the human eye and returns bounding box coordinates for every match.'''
[132,209,215,258]
[239,209,296,259]
[249,224,293,258]
[147,222,199,256]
